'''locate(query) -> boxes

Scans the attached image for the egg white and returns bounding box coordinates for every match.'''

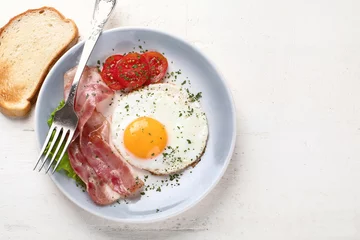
[111,83,208,175]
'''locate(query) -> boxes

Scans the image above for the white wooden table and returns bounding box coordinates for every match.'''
[2,0,360,239]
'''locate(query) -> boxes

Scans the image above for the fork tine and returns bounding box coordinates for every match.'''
[33,124,56,171]
[52,130,74,174]
[38,127,61,172]
[45,128,68,174]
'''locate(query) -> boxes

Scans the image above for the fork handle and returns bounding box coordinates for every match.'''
[66,0,117,108]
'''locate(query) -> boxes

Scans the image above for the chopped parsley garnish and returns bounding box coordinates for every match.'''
[169,174,180,181]
[186,88,203,102]
[195,92,202,100]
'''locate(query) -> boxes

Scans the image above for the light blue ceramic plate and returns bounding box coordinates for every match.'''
[35,27,236,223]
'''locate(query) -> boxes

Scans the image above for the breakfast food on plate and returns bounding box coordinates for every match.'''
[111,83,208,175]
[0,7,78,117]
[47,49,208,205]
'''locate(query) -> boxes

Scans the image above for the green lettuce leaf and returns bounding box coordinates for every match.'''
[47,101,84,185]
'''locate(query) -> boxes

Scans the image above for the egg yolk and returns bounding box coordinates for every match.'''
[124,117,168,159]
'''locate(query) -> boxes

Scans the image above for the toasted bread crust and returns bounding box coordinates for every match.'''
[0,6,79,117]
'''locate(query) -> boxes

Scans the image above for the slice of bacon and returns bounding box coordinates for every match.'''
[64,66,143,205]
[68,140,120,205]
[80,111,143,197]
[64,66,113,134]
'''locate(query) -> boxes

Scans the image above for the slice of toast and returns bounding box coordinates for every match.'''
[0,7,78,117]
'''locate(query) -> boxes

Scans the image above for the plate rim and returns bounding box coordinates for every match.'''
[35,26,237,223]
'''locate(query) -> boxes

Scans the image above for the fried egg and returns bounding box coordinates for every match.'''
[111,83,208,175]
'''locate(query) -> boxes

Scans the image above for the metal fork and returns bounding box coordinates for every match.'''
[34,0,117,173]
